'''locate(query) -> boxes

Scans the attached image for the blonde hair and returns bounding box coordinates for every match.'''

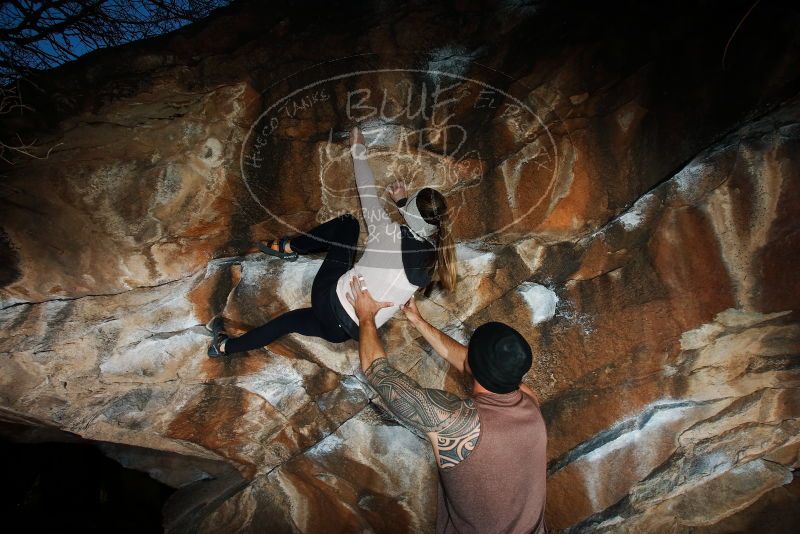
[415,188,457,293]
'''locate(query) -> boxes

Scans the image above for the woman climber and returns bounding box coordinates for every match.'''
[206,126,457,356]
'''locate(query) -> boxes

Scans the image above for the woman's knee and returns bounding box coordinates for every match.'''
[338,213,359,238]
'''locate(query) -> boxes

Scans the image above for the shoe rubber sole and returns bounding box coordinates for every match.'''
[257,242,298,262]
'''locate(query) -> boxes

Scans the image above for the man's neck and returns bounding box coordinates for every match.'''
[471,380,494,396]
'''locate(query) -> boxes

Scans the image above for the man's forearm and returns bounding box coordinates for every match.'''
[359,317,386,372]
[411,317,468,373]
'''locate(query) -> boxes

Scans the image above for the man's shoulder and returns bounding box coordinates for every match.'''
[431,393,481,469]
[471,391,546,424]
[435,393,476,426]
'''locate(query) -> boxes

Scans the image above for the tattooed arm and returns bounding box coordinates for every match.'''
[347,274,480,468]
[365,358,480,469]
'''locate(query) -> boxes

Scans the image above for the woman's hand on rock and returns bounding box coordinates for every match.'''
[386,179,407,202]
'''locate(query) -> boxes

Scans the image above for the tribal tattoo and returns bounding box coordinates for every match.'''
[366,358,480,469]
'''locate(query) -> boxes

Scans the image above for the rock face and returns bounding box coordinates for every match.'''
[1,0,799,532]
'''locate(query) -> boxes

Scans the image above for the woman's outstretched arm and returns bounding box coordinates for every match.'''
[350,133,392,237]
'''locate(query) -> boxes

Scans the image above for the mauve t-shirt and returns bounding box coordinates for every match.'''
[436,389,548,534]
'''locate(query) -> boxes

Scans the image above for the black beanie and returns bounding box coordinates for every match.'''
[467,322,533,393]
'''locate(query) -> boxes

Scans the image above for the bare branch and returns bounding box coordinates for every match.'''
[1,2,232,172]
[0,1,230,84]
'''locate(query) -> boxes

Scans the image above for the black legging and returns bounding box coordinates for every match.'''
[224,214,359,354]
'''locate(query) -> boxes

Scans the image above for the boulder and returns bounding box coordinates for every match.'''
[1,0,798,532]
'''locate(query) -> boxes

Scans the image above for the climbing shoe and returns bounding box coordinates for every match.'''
[206,316,229,358]
[257,237,298,262]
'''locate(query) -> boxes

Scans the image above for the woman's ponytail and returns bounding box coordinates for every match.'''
[415,188,458,294]
[435,209,457,292]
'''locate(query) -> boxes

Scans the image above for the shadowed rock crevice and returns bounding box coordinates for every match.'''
[0,228,21,289]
